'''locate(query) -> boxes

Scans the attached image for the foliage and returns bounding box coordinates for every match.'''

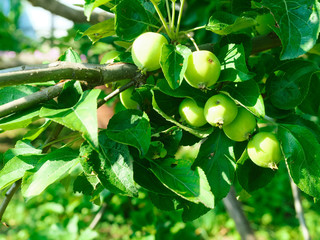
[1,0,320,238]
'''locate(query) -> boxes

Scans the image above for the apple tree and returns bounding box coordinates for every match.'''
[0,0,320,238]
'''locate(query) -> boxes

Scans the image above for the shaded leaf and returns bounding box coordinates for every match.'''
[266,59,319,110]
[236,149,276,192]
[151,158,214,208]
[278,124,320,198]
[106,109,151,156]
[192,130,236,202]
[261,0,320,59]
[222,80,265,118]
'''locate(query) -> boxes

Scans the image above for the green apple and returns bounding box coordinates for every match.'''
[179,98,207,127]
[131,32,168,72]
[255,13,275,35]
[247,132,283,169]
[223,107,256,142]
[204,94,238,127]
[120,87,140,109]
[184,50,221,89]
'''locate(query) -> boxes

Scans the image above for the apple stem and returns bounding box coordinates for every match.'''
[175,0,185,37]
[181,25,207,34]
[165,0,172,30]
[171,0,176,33]
[150,0,173,39]
[186,33,200,51]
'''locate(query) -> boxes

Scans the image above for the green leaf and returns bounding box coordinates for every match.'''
[0,107,40,130]
[0,154,42,190]
[222,80,265,118]
[23,120,52,141]
[236,149,276,192]
[231,0,251,15]
[151,158,214,208]
[155,78,211,104]
[192,130,236,202]
[266,59,319,110]
[114,0,159,40]
[79,132,138,197]
[57,80,83,108]
[82,18,115,43]
[148,192,180,211]
[59,48,82,63]
[265,99,295,119]
[0,85,39,105]
[3,140,42,163]
[133,158,174,195]
[298,75,320,116]
[40,89,100,149]
[73,173,97,195]
[106,109,151,156]
[181,201,210,222]
[84,0,112,21]
[152,91,213,138]
[160,44,192,89]
[218,43,255,82]
[21,148,79,198]
[278,115,320,143]
[206,12,256,35]
[0,85,41,130]
[261,0,320,60]
[98,132,138,196]
[278,124,320,198]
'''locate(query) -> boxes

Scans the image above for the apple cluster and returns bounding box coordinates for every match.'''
[178,94,282,169]
[128,31,282,169]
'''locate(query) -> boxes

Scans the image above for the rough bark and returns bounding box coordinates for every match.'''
[27,0,114,24]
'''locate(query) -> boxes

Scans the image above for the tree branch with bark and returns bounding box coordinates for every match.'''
[27,0,114,24]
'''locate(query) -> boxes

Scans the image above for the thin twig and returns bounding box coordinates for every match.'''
[98,72,147,108]
[42,123,65,153]
[290,178,311,240]
[223,186,257,240]
[0,81,66,118]
[89,202,108,229]
[0,179,22,224]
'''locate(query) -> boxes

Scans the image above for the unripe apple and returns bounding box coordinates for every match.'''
[131,32,168,72]
[223,107,256,142]
[184,50,221,89]
[120,87,140,109]
[255,13,275,35]
[204,94,238,127]
[247,132,283,169]
[179,98,207,127]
